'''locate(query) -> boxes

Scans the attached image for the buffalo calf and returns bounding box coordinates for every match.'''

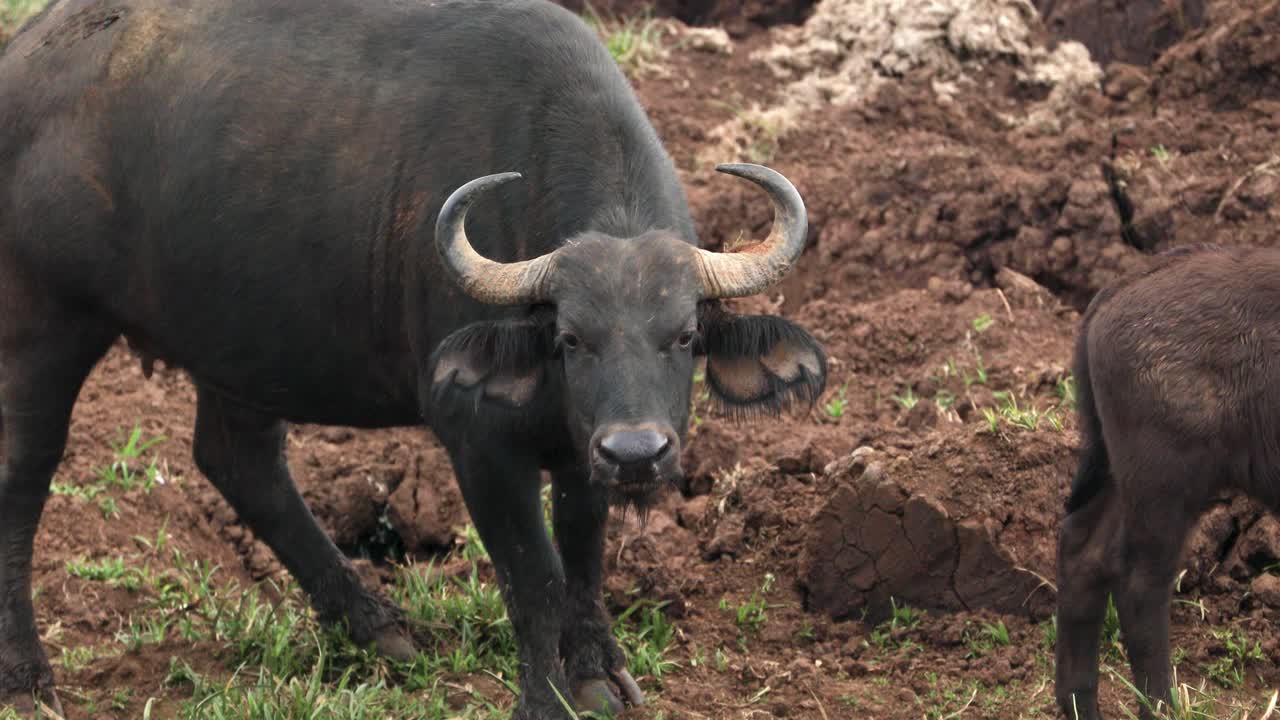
[1056,244,1280,719]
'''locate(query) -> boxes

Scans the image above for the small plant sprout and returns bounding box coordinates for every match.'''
[824,382,848,419]
[888,597,922,629]
[892,387,919,410]
[981,620,1011,646]
[984,390,1066,434]
[720,573,778,635]
[867,598,924,653]
[982,407,1000,434]
[1151,144,1171,164]
[973,351,989,385]
[1206,628,1264,689]
[963,619,1010,659]
[1056,374,1077,410]
[714,648,729,672]
[613,600,679,681]
[66,556,139,590]
[972,313,994,333]
[1042,615,1058,650]
[95,425,167,492]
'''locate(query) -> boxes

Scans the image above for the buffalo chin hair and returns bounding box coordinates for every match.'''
[606,481,671,522]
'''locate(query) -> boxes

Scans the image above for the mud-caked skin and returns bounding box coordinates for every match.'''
[0,1,826,717]
[1055,244,1280,720]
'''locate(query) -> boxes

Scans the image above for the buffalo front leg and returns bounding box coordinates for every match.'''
[191,387,415,661]
[451,448,572,720]
[552,468,643,715]
[0,318,114,716]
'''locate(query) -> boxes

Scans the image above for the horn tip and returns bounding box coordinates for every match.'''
[714,162,762,175]
[483,171,524,187]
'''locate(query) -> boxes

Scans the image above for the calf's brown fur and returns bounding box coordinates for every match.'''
[1055,244,1280,719]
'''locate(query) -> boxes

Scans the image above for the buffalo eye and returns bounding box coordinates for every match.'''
[676,331,696,349]
[559,332,581,351]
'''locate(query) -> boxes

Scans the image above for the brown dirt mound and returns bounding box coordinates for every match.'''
[799,440,1065,625]
[631,0,1280,309]
[1154,0,1280,110]
[1035,0,1208,66]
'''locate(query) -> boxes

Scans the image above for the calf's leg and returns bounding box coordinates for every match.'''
[1055,486,1120,720]
[192,386,414,660]
[449,447,572,720]
[1111,462,1203,720]
[0,315,115,715]
[551,468,643,714]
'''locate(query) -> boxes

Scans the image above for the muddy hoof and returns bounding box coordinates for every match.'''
[573,679,625,716]
[0,687,65,718]
[573,669,645,714]
[373,625,418,663]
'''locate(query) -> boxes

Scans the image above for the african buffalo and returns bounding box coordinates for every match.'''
[0,0,826,717]
[1056,244,1280,719]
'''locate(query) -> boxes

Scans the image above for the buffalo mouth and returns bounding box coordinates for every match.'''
[588,424,682,510]
[591,456,681,511]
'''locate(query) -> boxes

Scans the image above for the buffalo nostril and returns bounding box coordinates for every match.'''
[598,429,671,466]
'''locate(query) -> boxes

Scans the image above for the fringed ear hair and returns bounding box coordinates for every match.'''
[698,308,827,422]
[429,316,556,412]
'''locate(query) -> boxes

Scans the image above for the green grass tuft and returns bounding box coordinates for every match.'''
[0,0,47,43]
[580,3,668,77]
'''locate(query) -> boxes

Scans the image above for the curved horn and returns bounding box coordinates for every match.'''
[435,172,556,305]
[695,163,808,299]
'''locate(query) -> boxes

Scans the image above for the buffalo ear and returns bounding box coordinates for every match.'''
[699,308,827,419]
[428,318,554,410]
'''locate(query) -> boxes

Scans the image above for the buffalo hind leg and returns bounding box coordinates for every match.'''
[552,468,643,714]
[1112,465,1203,719]
[1055,485,1118,720]
[191,386,415,660]
[0,318,115,716]
[450,447,571,720]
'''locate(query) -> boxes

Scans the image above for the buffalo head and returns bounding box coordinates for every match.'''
[429,164,826,507]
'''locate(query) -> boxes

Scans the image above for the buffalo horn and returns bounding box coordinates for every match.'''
[695,163,808,299]
[435,172,555,305]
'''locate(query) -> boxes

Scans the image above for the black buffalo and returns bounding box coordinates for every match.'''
[1056,244,1280,719]
[0,0,826,717]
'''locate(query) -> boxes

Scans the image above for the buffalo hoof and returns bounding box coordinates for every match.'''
[574,679,625,716]
[0,687,65,718]
[372,625,418,663]
[573,668,645,714]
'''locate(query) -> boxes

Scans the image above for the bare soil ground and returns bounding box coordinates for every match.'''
[4,0,1280,718]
